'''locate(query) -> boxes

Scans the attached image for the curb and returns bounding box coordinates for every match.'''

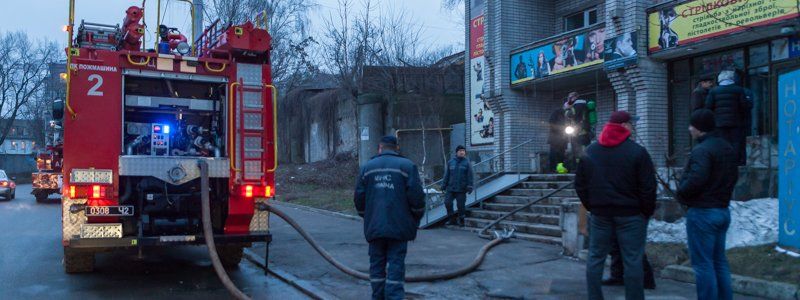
[661,265,800,300]
[243,249,340,300]
[273,201,363,222]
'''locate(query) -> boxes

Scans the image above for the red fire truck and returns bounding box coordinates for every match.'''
[59,2,276,273]
[32,143,63,202]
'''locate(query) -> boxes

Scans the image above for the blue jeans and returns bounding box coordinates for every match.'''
[586,214,647,300]
[369,238,408,300]
[686,207,733,300]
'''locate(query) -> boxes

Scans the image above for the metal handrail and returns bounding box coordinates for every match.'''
[478,182,574,237]
[424,138,536,190]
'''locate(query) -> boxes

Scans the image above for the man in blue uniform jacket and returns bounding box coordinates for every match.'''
[354,135,426,300]
[441,145,474,225]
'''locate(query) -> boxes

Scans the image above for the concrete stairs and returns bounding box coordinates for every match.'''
[462,174,577,245]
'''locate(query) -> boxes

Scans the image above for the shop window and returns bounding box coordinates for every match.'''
[748,66,771,136]
[749,44,769,67]
[670,59,692,164]
[693,49,744,77]
[564,8,598,32]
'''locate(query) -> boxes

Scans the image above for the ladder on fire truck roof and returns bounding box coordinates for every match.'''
[229,67,277,184]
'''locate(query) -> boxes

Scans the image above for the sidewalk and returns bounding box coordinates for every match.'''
[251,202,762,299]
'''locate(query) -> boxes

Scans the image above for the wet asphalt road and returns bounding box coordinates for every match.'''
[0,184,308,300]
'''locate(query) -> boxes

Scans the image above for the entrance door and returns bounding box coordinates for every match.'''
[775,64,800,250]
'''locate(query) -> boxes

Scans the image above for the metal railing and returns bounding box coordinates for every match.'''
[423,139,537,224]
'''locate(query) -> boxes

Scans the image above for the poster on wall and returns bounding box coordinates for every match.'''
[604,31,638,71]
[648,0,800,53]
[469,0,494,145]
[778,68,800,250]
[510,28,605,85]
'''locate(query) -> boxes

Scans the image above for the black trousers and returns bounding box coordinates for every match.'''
[549,144,566,173]
[444,192,467,222]
[717,127,746,166]
[609,233,655,285]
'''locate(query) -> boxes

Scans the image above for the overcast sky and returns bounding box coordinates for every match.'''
[0,0,464,50]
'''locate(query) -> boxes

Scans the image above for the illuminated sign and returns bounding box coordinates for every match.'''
[510,27,606,85]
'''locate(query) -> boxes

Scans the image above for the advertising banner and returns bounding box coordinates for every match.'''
[510,28,605,85]
[604,31,638,71]
[469,0,493,145]
[778,68,800,250]
[648,0,800,53]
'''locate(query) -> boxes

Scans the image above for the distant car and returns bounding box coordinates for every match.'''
[0,170,16,200]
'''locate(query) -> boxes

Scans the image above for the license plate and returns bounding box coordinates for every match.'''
[85,206,135,216]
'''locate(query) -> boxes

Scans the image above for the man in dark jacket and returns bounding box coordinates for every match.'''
[678,109,738,300]
[548,107,568,173]
[575,111,656,300]
[442,145,474,225]
[705,70,753,165]
[692,76,714,111]
[354,135,426,300]
[565,92,592,170]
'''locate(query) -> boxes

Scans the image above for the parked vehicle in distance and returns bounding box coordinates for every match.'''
[0,170,17,200]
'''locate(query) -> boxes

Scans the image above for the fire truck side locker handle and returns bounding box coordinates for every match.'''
[126,53,151,66]
[205,61,227,72]
[228,81,242,173]
[265,84,278,173]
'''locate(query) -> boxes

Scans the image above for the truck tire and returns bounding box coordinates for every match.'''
[34,192,47,203]
[216,245,244,269]
[63,247,95,273]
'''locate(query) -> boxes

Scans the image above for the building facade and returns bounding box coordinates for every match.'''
[466,0,797,196]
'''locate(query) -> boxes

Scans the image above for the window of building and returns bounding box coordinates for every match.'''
[564,8,598,32]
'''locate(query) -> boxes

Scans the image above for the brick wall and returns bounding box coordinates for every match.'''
[465,0,671,171]
[603,0,670,166]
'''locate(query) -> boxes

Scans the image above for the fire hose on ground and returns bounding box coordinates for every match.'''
[199,159,514,299]
[199,160,251,300]
[265,204,514,282]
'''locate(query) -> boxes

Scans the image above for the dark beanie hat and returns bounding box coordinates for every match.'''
[380,135,398,146]
[690,109,716,133]
[455,145,466,152]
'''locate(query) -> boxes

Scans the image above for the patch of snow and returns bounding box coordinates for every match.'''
[648,198,778,249]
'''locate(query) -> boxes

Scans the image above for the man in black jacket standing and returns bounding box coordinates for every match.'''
[692,76,714,112]
[548,107,568,173]
[575,111,656,300]
[354,136,426,300]
[678,109,738,300]
[705,70,753,165]
[442,145,474,225]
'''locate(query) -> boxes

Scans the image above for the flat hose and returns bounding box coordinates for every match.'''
[266,204,511,282]
[199,160,252,300]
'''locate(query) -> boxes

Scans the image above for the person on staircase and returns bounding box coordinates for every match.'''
[548,106,568,173]
[442,145,474,226]
[575,111,657,300]
[705,69,753,166]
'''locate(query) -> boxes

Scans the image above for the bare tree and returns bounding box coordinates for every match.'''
[0,32,59,147]
[441,0,464,10]
[320,0,379,97]
[203,0,318,90]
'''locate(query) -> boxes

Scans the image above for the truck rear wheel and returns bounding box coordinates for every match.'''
[63,247,95,273]
[216,245,244,268]
[34,192,47,203]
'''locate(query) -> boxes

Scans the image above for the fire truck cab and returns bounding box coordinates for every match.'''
[59,4,275,273]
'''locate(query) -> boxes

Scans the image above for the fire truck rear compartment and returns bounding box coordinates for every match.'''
[119,74,230,237]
